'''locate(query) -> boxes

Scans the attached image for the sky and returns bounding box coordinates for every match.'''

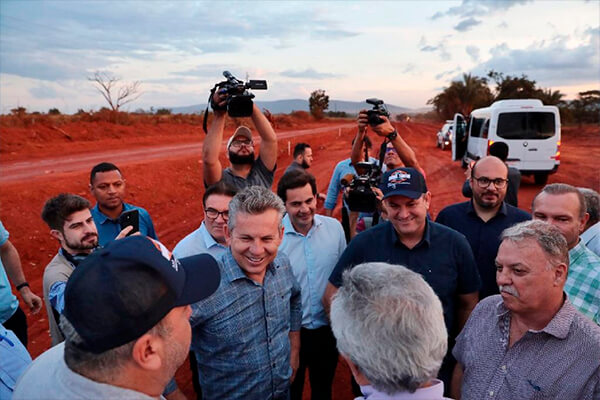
[1,0,598,114]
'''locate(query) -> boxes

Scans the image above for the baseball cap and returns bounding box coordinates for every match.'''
[226,126,253,149]
[63,236,221,354]
[380,167,428,199]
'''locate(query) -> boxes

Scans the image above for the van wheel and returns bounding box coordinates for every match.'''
[534,173,549,185]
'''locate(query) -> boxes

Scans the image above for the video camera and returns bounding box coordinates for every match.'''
[211,71,267,118]
[341,162,382,213]
[366,98,390,126]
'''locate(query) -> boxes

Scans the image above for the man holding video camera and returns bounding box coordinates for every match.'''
[203,89,278,190]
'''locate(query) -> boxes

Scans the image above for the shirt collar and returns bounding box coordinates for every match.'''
[360,379,445,399]
[221,249,280,284]
[568,239,586,260]
[467,200,508,217]
[283,214,321,237]
[389,219,431,248]
[199,222,225,249]
[92,202,128,223]
[495,294,574,339]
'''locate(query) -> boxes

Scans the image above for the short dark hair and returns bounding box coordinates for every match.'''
[42,193,91,231]
[489,142,509,161]
[277,170,317,203]
[293,143,311,158]
[533,183,587,219]
[90,162,121,184]
[202,181,238,208]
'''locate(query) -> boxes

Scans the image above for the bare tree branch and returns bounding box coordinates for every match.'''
[88,71,142,111]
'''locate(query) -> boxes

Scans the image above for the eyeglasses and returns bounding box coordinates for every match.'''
[205,208,229,220]
[230,140,253,149]
[385,147,397,154]
[472,176,508,189]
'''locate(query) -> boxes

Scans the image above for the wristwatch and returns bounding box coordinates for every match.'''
[387,130,398,141]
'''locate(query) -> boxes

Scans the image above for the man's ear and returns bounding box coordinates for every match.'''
[553,262,568,286]
[131,333,162,371]
[50,229,63,243]
[223,224,231,246]
[423,192,432,210]
[579,212,590,234]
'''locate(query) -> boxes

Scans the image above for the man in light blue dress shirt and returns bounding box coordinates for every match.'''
[277,170,346,400]
[173,181,238,259]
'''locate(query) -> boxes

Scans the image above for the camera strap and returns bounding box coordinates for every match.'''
[378,138,388,170]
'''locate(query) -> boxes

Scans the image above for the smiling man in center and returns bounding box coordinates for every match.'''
[189,186,302,400]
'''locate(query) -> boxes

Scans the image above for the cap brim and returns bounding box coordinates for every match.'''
[382,190,423,200]
[175,254,221,306]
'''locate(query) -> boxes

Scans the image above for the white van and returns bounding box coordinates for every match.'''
[451,99,561,184]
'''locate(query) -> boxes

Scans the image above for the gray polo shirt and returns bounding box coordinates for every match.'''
[453,295,600,400]
[220,157,275,190]
[13,343,165,400]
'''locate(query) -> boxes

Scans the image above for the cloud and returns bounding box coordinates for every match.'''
[419,39,451,61]
[280,68,339,79]
[29,85,58,99]
[497,21,509,29]
[435,67,462,81]
[466,45,480,62]
[455,18,481,32]
[402,64,416,74]
[431,0,533,19]
[471,28,600,86]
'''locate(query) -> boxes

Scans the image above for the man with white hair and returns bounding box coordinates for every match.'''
[330,262,450,399]
[452,220,600,400]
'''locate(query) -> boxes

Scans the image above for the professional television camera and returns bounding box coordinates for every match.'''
[366,98,390,126]
[210,71,267,118]
[341,161,382,213]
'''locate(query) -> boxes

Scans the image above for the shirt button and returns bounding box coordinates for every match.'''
[489,390,494,397]
[501,365,506,372]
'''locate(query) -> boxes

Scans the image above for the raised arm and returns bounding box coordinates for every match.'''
[351,111,369,166]
[369,115,423,173]
[203,91,227,186]
[251,104,278,171]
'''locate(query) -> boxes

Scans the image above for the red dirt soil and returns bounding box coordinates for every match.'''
[0,118,598,399]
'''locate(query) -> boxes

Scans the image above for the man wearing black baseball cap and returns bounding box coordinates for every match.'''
[324,167,481,396]
[13,236,220,400]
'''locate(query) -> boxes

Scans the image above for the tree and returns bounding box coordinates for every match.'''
[48,108,61,115]
[88,71,142,112]
[309,89,329,119]
[568,90,600,125]
[427,73,493,120]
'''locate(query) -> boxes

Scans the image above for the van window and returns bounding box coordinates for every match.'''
[497,112,556,140]
[481,119,490,139]
[469,117,485,138]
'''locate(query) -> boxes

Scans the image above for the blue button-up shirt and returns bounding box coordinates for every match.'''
[190,249,302,399]
[91,203,157,247]
[435,201,530,299]
[279,214,346,329]
[329,220,480,334]
[172,222,227,259]
[0,323,32,397]
[0,221,18,324]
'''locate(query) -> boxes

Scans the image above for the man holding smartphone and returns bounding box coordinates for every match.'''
[89,162,158,246]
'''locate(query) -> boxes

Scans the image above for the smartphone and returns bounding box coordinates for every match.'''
[119,209,139,235]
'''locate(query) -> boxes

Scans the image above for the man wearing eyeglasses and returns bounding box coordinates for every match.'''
[174,181,238,259]
[436,156,530,299]
[203,91,278,190]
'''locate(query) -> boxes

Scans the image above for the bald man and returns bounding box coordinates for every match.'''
[436,156,530,299]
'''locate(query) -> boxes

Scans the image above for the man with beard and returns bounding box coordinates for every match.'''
[532,183,600,324]
[436,156,530,299]
[14,236,221,400]
[277,170,346,400]
[41,194,103,346]
[203,91,278,190]
[284,143,313,175]
[89,162,158,246]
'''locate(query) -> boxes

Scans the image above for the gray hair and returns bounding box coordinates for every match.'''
[533,183,586,219]
[501,220,569,268]
[60,315,169,383]
[330,263,447,394]
[579,187,599,226]
[227,185,285,232]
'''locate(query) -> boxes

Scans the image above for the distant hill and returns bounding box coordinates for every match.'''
[170,99,421,115]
